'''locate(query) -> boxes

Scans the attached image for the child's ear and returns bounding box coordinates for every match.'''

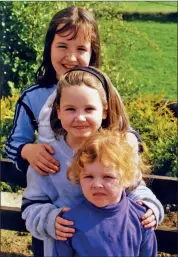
[56,109,61,120]
[102,110,107,120]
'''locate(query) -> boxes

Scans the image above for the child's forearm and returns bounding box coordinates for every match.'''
[5,96,36,172]
[22,166,63,240]
[22,200,62,240]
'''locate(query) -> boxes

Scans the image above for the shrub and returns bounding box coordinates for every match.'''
[1,1,68,96]
[1,85,20,158]
[0,182,12,192]
[126,94,177,177]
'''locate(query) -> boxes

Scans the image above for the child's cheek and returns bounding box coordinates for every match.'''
[106,180,120,191]
[82,180,91,190]
[105,181,116,190]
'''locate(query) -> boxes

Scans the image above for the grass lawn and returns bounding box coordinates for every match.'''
[119,2,177,13]
[100,19,177,100]
[124,21,177,100]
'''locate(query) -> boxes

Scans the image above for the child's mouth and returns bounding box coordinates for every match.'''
[73,126,89,130]
[93,193,106,196]
[62,64,77,70]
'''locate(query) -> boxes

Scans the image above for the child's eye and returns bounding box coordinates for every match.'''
[78,47,86,52]
[57,45,67,48]
[84,175,93,179]
[86,107,95,111]
[104,176,115,179]
[66,108,75,111]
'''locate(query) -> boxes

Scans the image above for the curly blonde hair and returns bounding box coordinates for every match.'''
[67,128,148,188]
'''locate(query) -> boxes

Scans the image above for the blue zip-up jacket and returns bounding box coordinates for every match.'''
[5,84,56,172]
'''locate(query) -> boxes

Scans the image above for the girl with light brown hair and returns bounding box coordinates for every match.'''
[21,66,163,256]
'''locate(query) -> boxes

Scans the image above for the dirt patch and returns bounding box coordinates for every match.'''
[158,212,177,230]
[0,230,32,257]
[157,253,178,257]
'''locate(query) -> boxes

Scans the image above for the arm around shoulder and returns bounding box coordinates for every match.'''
[22,166,62,240]
[127,181,164,225]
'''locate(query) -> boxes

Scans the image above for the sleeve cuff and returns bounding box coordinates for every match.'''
[141,200,164,227]
[16,144,29,173]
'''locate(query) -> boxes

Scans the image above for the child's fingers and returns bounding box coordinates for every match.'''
[142,208,153,220]
[56,235,67,241]
[56,230,73,238]
[56,216,74,227]
[35,159,56,174]
[41,149,60,169]
[141,208,157,229]
[136,200,143,206]
[56,223,75,233]
[37,156,59,173]
[33,165,49,176]
[142,213,156,229]
[62,207,71,213]
[44,144,55,155]
[142,214,155,224]
[42,151,60,168]
[143,220,156,229]
[55,216,75,240]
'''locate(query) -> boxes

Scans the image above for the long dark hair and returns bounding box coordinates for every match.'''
[36,6,100,86]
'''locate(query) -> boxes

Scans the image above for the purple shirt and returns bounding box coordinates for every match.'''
[53,191,157,257]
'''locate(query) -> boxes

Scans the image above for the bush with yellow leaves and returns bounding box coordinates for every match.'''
[126,94,177,177]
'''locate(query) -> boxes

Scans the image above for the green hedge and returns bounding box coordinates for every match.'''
[126,94,177,177]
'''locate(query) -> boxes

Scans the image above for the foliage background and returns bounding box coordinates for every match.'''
[1,1,177,178]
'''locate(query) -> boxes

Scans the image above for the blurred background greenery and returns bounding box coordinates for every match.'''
[1,1,177,180]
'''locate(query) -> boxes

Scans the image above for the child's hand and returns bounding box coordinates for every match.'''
[55,207,75,241]
[137,201,156,228]
[21,143,59,175]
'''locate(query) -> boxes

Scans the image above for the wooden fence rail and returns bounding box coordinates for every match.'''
[1,159,177,254]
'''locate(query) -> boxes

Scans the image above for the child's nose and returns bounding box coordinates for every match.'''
[66,51,77,62]
[92,179,103,188]
[75,113,86,121]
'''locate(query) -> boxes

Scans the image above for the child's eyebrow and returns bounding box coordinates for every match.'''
[85,104,96,107]
[81,171,92,175]
[104,173,117,177]
[56,42,67,45]
[78,45,86,48]
[63,104,75,108]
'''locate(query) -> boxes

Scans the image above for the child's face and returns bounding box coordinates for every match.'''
[51,26,92,79]
[80,160,123,207]
[57,84,107,149]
